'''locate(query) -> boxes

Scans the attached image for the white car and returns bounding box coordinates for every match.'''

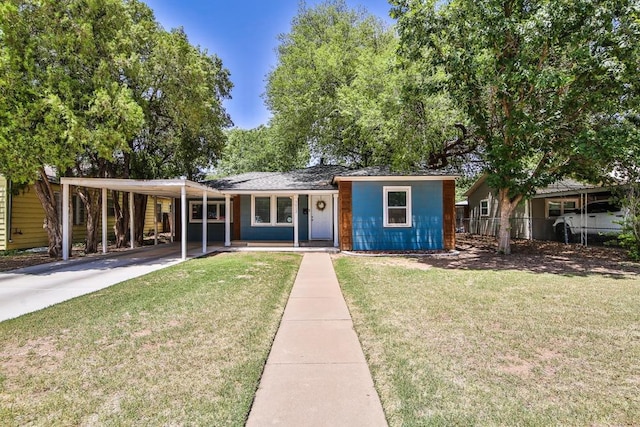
[553,201,625,242]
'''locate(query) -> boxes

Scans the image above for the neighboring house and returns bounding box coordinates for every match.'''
[206,165,458,251]
[0,173,170,252]
[465,174,617,241]
[0,174,92,251]
[142,196,173,236]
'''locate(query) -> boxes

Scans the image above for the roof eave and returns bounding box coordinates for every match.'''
[333,175,458,184]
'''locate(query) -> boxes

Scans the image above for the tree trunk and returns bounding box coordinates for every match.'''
[33,169,63,258]
[133,194,148,246]
[497,188,523,255]
[78,187,100,253]
[112,190,130,248]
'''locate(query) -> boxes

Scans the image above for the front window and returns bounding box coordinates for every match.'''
[189,201,233,223]
[253,197,271,224]
[384,186,412,227]
[276,197,293,224]
[252,195,295,226]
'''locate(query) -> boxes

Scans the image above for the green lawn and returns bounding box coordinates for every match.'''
[0,252,301,426]
[334,256,640,426]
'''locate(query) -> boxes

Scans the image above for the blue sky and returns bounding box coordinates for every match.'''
[142,0,395,130]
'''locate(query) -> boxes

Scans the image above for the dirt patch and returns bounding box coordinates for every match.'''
[0,337,66,380]
[339,234,640,277]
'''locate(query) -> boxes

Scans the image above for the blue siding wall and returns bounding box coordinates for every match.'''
[240,195,309,241]
[187,223,226,242]
[186,198,227,242]
[351,181,443,250]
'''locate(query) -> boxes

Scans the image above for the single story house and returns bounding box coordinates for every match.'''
[59,165,458,259]
[465,174,617,241]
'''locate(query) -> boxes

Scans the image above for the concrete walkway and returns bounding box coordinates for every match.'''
[0,243,217,323]
[247,253,387,426]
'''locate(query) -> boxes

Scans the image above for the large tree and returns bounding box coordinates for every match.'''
[216,125,308,175]
[265,0,467,170]
[114,25,233,247]
[265,0,395,166]
[0,0,233,255]
[392,0,639,253]
[0,0,144,256]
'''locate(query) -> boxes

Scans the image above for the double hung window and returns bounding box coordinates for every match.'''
[383,186,412,227]
[252,196,293,226]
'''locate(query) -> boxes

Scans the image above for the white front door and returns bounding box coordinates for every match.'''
[310,195,333,240]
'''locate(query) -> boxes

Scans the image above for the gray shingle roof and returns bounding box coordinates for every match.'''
[207,165,350,191]
[533,179,599,195]
[208,165,456,192]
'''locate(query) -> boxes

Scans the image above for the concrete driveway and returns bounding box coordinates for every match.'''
[0,243,217,323]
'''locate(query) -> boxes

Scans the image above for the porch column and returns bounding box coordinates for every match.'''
[102,188,108,254]
[293,194,299,247]
[181,186,187,260]
[62,183,70,260]
[129,192,135,249]
[224,194,231,247]
[153,196,158,245]
[171,198,175,243]
[202,190,208,253]
[333,193,339,247]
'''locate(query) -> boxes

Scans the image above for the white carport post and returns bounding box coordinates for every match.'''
[333,193,339,247]
[293,194,299,247]
[62,183,70,260]
[129,192,135,249]
[224,194,231,247]
[171,198,175,243]
[202,190,208,253]
[153,196,158,245]
[102,187,108,254]
[181,186,187,260]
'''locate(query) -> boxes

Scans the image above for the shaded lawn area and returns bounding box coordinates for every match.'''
[334,256,640,426]
[0,252,301,426]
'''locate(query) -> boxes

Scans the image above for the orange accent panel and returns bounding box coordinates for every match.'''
[339,181,353,251]
[443,180,456,250]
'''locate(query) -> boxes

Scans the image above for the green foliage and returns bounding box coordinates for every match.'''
[392,0,640,252]
[0,0,145,185]
[0,0,233,253]
[614,185,640,260]
[216,126,307,175]
[265,0,467,170]
[127,27,233,181]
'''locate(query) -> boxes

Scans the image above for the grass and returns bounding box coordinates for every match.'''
[0,252,301,426]
[334,256,640,426]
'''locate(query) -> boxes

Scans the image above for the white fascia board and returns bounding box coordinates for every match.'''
[219,189,339,196]
[333,175,458,183]
[59,177,221,198]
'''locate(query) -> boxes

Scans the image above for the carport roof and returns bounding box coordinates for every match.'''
[59,177,221,198]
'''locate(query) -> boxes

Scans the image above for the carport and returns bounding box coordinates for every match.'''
[59,178,228,261]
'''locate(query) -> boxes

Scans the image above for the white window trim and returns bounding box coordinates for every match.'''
[383,186,412,228]
[480,199,489,217]
[251,195,294,227]
[545,198,579,218]
[189,200,233,223]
